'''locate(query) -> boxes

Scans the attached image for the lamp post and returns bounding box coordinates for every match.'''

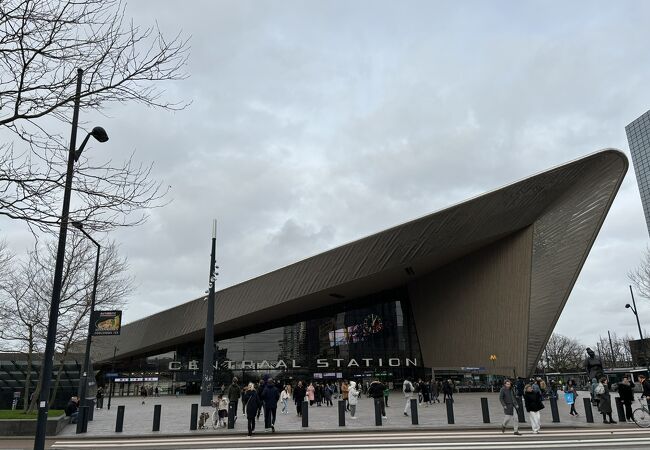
[201,220,218,406]
[33,69,108,450]
[71,221,101,434]
[626,285,650,375]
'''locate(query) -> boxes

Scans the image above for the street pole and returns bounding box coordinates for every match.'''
[607,330,616,368]
[629,285,650,375]
[33,69,83,450]
[201,220,217,406]
[107,346,117,410]
[73,224,100,434]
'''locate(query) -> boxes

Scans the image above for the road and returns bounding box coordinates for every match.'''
[4,428,646,450]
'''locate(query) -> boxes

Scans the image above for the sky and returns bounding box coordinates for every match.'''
[2,0,650,347]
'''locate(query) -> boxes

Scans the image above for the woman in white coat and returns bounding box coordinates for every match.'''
[403,378,415,416]
[348,381,360,419]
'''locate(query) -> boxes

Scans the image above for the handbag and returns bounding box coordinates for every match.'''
[564,392,574,405]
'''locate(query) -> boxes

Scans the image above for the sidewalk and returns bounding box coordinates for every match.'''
[58,391,635,437]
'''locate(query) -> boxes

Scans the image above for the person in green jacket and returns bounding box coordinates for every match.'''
[383,385,390,407]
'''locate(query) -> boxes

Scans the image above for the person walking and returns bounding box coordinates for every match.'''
[523,383,544,434]
[294,381,306,416]
[342,381,350,411]
[499,379,521,435]
[369,379,387,418]
[403,378,415,416]
[348,381,360,419]
[96,386,104,409]
[307,382,315,406]
[280,385,291,415]
[227,377,241,422]
[442,379,454,403]
[261,378,280,432]
[639,374,650,399]
[595,377,616,424]
[383,383,390,407]
[256,379,265,420]
[564,379,579,416]
[243,383,261,437]
[431,380,440,403]
[140,385,147,405]
[617,376,635,423]
[324,383,333,406]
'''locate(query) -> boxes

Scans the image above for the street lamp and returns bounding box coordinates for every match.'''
[70,221,101,434]
[33,68,108,450]
[626,285,650,376]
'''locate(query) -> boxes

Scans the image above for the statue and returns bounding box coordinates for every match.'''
[584,347,604,380]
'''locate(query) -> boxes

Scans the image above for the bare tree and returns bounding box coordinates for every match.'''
[540,333,584,372]
[629,247,650,301]
[1,233,133,411]
[593,333,634,368]
[0,0,189,232]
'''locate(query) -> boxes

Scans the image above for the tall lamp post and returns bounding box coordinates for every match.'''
[33,68,108,450]
[71,221,101,434]
[201,220,218,406]
[626,285,650,376]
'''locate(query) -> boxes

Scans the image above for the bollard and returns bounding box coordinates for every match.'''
[302,401,309,427]
[190,403,198,430]
[153,404,161,431]
[410,398,419,425]
[76,406,89,434]
[338,399,345,426]
[115,405,125,432]
[481,397,490,423]
[374,398,383,426]
[516,397,525,423]
[446,397,455,424]
[87,399,94,421]
[615,398,625,422]
[549,396,560,423]
[227,401,236,429]
[583,397,594,423]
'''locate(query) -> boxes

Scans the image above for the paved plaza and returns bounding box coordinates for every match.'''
[58,390,634,437]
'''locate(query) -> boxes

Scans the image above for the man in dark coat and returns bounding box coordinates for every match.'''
[261,379,280,432]
[243,384,261,436]
[293,381,306,416]
[65,396,79,423]
[227,377,241,422]
[368,379,386,418]
[617,376,635,423]
[523,384,544,433]
[499,379,521,435]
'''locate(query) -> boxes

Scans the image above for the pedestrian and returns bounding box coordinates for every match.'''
[281,384,291,414]
[639,374,650,399]
[421,379,430,405]
[324,383,333,406]
[368,378,387,418]
[243,383,261,436]
[261,378,280,432]
[348,381,360,419]
[315,382,323,406]
[65,396,79,424]
[227,377,241,423]
[307,382,315,406]
[341,381,349,411]
[442,379,454,403]
[617,376,634,423]
[564,379,579,416]
[140,385,147,405]
[403,377,415,416]
[499,379,521,436]
[523,383,544,434]
[416,378,423,404]
[595,377,616,424]
[383,383,390,407]
[515,377,525,400]
[96,386,104,409]
[154,386,159,397]
[217,394,228,427]
[431,380,440,403]
[294,381,306,416]
[255,380,265,420]
[590,377,599,407]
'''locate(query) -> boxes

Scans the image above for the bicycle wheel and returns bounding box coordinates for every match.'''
[632,407,650,428]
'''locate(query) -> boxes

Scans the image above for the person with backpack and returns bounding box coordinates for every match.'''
[403,377,414,416]
[595,377,616,424]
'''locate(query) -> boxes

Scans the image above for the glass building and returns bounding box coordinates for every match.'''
[626,110,650,236]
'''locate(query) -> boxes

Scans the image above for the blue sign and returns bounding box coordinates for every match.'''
[105,372,119,378]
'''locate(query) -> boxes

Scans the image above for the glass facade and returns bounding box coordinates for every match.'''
[626,110,650,237]
[108,287,429,395]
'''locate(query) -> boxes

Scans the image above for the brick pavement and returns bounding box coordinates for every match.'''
[58,390,633,437]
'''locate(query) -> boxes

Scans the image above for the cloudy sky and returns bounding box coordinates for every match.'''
[3,0,650,347]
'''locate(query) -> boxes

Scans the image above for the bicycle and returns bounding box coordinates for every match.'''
[632,397,650,428]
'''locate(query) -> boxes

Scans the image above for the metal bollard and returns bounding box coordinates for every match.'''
[615,398,625,422]
[549,396,560,423]
[153,404,161,431]
[410,398,419,425]
[481,397,490,423]
[76,406,89,434]
[115,405,125,432]
[446,397,455,424]
[516,397,525,423]
[227,401,236,429]
[374,398,383,426]
[302,401,309,427]
[338,399,345,426]
[87,399,94,421]
[583,397,594,423]
[190,403,198,430]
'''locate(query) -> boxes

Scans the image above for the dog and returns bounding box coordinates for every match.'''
[198,411,210,429]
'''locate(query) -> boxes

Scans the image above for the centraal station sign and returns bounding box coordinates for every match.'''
[168,357,419,371]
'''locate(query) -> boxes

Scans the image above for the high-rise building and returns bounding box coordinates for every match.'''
[626,110,650,236]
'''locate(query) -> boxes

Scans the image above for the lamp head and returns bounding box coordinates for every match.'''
[90,126,109,143]
[625,304,631,309]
